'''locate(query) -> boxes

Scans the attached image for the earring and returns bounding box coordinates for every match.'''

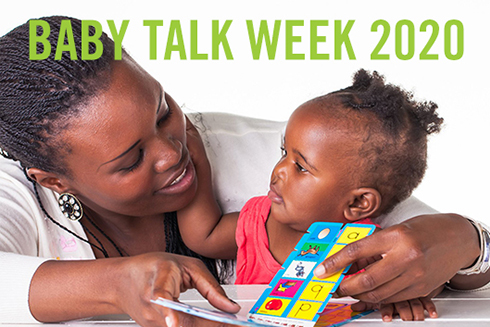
[58,193,83,221]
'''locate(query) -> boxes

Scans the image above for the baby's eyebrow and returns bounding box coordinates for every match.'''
[293,148,318,172]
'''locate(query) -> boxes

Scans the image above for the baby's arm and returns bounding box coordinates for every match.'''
[176,118,238,259]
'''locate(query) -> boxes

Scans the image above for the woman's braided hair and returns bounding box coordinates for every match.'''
[0,16,231,283]
[0,16,114,174]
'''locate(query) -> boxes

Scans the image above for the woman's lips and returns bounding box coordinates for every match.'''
[268,184,284,204]
[170,168,187,186]
[155,161,195,195]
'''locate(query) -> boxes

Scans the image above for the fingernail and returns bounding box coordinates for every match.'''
[382,315,391,322]
[314,265,326,276]
[229,298,239,305]
[228,297,241,309]
[165,316,173,327]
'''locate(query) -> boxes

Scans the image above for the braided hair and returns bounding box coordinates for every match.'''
[0,16,230,283]
[322,69,444,213]
[0,16,114,174]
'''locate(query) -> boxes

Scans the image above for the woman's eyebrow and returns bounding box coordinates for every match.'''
[293,148,318,172]
[100,140,141,168]
[99,87,162,169]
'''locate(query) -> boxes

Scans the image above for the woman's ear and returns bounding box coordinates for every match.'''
[26,168,71,194]
[343,188,381,222]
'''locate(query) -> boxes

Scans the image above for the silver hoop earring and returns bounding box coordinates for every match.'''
[58,193,83,221]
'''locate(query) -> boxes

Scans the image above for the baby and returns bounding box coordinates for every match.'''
[235,70,443,284]
[178,69,443,320]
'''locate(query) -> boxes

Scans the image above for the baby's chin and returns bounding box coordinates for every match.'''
[268,207,311,232]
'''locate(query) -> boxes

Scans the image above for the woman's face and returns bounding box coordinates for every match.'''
[58,58,198,217]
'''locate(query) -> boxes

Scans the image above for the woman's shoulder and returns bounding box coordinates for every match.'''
[0,156,35,198]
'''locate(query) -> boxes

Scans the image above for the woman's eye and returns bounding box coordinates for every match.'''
[295,162,307,172]
[122,149,143,172]
[157,102,173,127]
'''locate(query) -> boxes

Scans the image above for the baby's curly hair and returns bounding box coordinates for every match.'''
[328,69,443,213]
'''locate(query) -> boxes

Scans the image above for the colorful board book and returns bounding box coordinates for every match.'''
[248,222,376,327]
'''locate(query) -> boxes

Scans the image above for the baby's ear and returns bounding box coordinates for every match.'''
[343,188,381,222]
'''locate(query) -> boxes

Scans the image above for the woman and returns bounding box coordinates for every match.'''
[0,16,488,326]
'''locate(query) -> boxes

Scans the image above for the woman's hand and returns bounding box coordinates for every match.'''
[313,214,483,304]
[115,253,240,327]
[29,253,240,327]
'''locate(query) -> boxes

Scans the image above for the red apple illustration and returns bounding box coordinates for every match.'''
[265,299,283,310]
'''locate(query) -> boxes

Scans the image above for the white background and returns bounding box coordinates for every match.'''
[1,0,489,223]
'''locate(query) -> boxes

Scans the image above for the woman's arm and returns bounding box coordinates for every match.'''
[313,213,490,303]
[29,253,240,325]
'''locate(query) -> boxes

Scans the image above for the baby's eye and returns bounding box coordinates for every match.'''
[295,162,307,172]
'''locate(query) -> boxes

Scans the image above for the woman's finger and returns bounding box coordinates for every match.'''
[350,301,377,312]
[334,252,407,300]
[348,273,428,305]
[184,259,241,313]
[314,232,389,279]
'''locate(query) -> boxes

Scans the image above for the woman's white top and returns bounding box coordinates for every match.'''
[0,112,439,322]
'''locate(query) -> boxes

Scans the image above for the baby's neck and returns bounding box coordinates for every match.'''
[266,212,306,266]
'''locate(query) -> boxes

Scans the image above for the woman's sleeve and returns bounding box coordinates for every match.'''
[0,252,48,322]
[0,159,49,323]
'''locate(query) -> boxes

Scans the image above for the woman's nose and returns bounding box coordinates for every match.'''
[153,136,183,174]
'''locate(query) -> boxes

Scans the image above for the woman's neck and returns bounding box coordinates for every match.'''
[266,212,306,266]
[81,206,167,258]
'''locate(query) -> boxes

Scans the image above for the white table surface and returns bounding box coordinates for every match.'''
[3,285,490,326]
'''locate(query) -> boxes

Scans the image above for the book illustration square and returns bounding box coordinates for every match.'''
[299,281,335,302]
[257,297,291,316]
[337,226,372,244]
[286,300,323,321]
[307,224,342,244]
[296,243,330,261]
[270,279,304,298]
[282,260,317,279]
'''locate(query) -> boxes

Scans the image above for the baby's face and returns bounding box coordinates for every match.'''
[268,102,361,232]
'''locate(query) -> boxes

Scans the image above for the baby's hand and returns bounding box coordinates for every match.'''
[378,297,438,321]
[351,284,443,322]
